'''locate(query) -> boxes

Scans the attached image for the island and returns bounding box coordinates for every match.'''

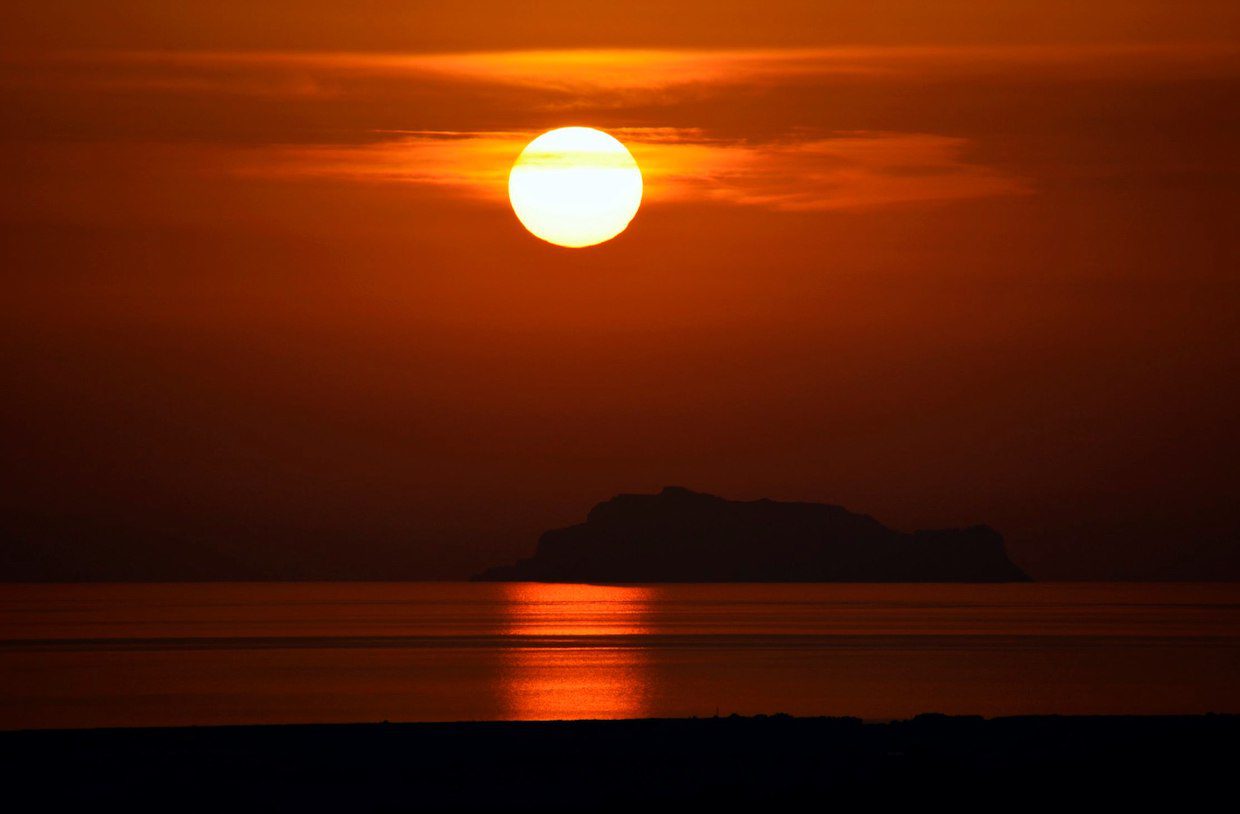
[474,486,1029,582]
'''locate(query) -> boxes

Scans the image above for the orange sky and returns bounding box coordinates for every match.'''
[2,3,1238,579]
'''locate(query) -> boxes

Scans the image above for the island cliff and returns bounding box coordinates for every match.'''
[474,487,1029,582]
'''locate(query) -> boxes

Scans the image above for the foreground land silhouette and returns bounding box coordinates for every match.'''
[476,486,1028,582]
[3,714,1234,809]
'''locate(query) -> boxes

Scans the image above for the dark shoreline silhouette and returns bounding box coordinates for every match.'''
[475,486,1029,582]
[3,714,1234,809]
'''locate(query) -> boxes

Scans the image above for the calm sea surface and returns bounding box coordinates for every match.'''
[2,582,1238,729]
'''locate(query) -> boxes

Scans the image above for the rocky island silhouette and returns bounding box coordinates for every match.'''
[475,486,1029,582]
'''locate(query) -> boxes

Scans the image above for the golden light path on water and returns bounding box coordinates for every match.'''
[499,583,654,720]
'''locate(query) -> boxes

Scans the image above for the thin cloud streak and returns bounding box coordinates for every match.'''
[243,129,1029,212]
[5,43,1237,98]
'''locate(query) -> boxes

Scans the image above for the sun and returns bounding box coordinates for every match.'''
[508,127,643,248]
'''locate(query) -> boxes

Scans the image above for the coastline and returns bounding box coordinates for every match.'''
[4,714,1236,809]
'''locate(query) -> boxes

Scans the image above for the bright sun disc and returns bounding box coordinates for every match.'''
[508,127,643,248]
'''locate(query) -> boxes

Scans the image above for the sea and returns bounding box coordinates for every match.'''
[2,582,1238,729]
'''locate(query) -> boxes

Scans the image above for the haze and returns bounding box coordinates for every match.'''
[2,2,1238,580]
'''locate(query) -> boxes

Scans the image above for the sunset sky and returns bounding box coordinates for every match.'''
[3,2,1238,580]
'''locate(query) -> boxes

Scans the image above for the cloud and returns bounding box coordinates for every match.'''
[12,43,1227,213]
[641,131,1029,211]
[240,128,1028,212]
[6,43,1236,99]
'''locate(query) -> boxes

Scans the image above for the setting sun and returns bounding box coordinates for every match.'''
[508,127,643,248]
[3,1,1240,807]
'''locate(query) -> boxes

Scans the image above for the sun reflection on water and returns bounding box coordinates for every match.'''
[498,583,654,720]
